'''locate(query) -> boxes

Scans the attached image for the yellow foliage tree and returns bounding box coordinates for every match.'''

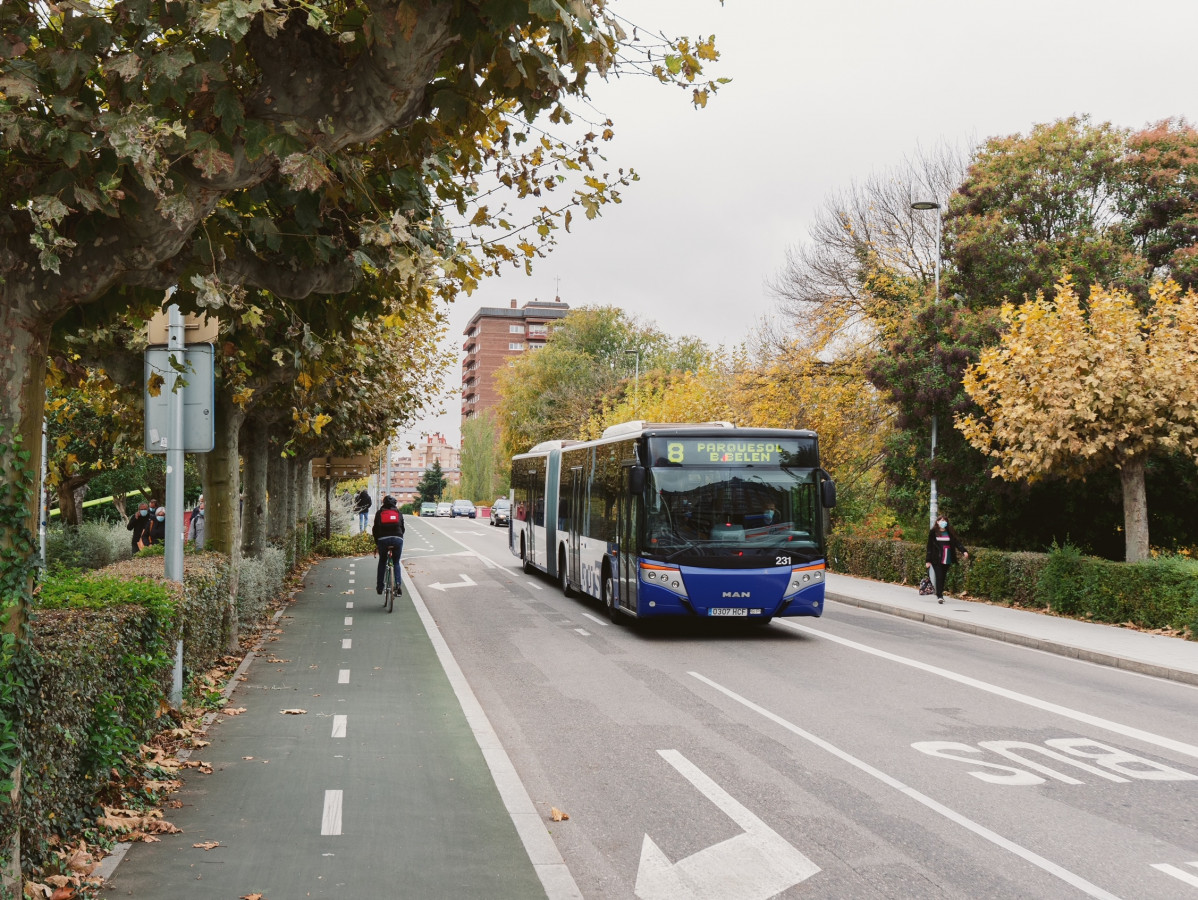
[580,365,738,440]
[958,279,1198,561]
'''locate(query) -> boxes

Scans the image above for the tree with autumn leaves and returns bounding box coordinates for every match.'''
[958,280,1198,562]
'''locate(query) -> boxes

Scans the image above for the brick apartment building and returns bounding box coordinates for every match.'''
[382,433,461,507]
[461,298,570,422]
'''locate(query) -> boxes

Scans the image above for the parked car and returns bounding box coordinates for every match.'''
[451,499,477,519]
[420,502,437,517]
[436,502,453,517]
[490,498,511,527]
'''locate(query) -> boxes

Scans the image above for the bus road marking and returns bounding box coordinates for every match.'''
[331,715,347,738]
[582,613,609,627]
[778,620,1198,762]
[690,671,1122,900]
[321,790,343,835]
[338,670,350,684]
[1151,862,1198,888]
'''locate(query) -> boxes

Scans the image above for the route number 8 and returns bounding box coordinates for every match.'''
[667,442,685,464]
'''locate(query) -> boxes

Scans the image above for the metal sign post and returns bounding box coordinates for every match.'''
[164,305,185,583]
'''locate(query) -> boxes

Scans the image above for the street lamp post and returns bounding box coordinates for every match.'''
[624,349,640,414]
[912,200,942,530]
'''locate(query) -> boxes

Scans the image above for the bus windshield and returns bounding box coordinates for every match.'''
[643,466,823,566]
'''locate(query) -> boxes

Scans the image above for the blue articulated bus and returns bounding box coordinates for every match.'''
[510,421,837,623]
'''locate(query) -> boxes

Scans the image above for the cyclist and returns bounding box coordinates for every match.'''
[372,495,405,596]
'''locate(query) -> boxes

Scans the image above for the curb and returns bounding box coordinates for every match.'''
[826,591,1198,688]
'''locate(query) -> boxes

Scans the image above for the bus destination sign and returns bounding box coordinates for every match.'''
[649,437,817,467]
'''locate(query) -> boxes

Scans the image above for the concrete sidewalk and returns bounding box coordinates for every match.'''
[826,572,1198,686]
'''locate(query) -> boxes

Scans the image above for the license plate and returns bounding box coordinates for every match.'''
[709,608,748,617]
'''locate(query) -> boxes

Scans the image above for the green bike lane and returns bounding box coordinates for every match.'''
[102,554,551,899]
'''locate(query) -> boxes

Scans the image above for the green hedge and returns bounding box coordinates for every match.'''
[827,535,1198,638]
[314,531,375,557]
[22,576,175,867]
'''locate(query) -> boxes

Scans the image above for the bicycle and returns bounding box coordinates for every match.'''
[382,546,397,614]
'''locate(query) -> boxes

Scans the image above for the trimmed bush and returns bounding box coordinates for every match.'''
[238,547,288,628]
[828,533,1198,637]
[314,531,375,557]
[45,521,130,571]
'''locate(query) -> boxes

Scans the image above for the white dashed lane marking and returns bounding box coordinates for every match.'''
[331,715,347,738]
[346,602,353,609]
[344,617,353,626]
[321,790,343,835]
[341,639,351,650]
[574,628,591,637]
[338,670,350,684]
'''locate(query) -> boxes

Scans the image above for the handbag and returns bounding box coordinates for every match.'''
[918,575,935,596]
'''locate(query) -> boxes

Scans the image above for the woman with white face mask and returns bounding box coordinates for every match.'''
[147,506,167,546]
[925,513,968,603]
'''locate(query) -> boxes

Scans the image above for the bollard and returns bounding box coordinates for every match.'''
[171,639,183,708]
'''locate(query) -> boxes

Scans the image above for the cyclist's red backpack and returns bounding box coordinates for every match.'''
[380,508,399,525]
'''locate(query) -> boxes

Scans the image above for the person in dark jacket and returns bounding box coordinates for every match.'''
[925,513,968,603]
[372,495,405,596]
[146,506,168,546]
[354,488,373,533]
[126,502,151,552]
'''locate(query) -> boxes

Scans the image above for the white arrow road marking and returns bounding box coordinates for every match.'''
[1152,862,1198,888]
[321,790,343,835]
[635,749,820,900]
[690,672,1124,900]
[428,574,477,592]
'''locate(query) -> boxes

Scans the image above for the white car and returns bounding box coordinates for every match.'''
[436,502,453,517]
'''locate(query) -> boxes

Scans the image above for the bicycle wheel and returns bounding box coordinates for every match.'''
[384,561,394,613]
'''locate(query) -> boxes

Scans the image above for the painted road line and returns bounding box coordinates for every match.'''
[346,602,353,609]
[341,638,351,650]
[690,672,1122,900]
[344,616,353,626]
[574,628,591,637]
[331,715,347,738]
[348,579,354,584]
[636,750,820,900]
[405,571,582,900]
[321,790,343,835]
[778,621,1198,762]
[527,582,543,591]
[1151,862,1198,888]
[338,670,350,684]
[582,613,609,628]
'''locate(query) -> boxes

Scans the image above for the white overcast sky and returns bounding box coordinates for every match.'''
[406,0,1198,448]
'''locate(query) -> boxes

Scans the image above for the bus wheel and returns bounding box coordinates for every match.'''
[521,536,532,574]
[558,548,572,597]
[603,571,623,625]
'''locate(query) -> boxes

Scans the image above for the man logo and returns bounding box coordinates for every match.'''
[722,591,750,598]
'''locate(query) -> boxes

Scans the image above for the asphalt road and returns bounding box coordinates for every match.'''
[407,514,1198,900]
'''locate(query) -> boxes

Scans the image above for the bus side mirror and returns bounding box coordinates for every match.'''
[628,466,646,494]
[821,475,837,509]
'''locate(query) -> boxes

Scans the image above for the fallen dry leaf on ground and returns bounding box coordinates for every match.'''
[223,707,247,716]
[240,893,264,900]
[550,807,569,822]
[193,841,220,851]
[280,709,307,715]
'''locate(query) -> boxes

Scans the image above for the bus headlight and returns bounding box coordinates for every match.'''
[640,562,688,598]
[783,566,824,600]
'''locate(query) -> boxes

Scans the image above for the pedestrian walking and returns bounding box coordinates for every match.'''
[925,513,968,604]
[146,506,167,546]
[354,488,373,533]
[126,502,151,553]
[187,495,206,549]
